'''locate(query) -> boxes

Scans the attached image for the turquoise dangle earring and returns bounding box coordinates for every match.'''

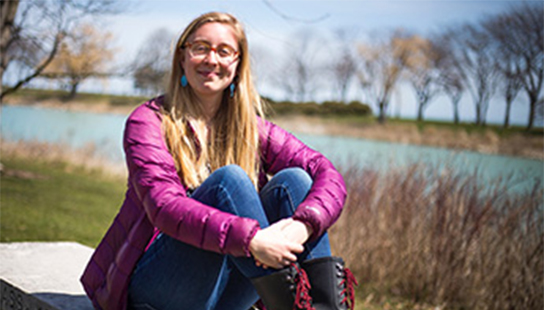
[181,75,188,87]
[229,82,235,98]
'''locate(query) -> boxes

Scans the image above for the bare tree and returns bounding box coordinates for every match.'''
[483,2,543,130]
[329,28,358,103]
[357,29,411,123]
[277,28,324,102]
[443,78,464,125]
[496,53,523,129]
[401,33,442,121]
[0,0,124,101]
[41,24,116,98]
[450,25,500,126]
[432,32,465,125]
[131,27,174,96]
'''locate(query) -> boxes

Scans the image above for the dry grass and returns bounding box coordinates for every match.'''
[2,130,542,309]
[330,163,543,309]
[1,140,127,178]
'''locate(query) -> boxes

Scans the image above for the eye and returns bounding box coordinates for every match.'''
[192,42,210,55]
[217,45,235,57]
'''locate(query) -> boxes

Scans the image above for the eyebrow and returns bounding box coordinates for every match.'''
[190,39,237,49]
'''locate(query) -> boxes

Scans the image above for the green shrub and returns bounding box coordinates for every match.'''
[263,97,372,117]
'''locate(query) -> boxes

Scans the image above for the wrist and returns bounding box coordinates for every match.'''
[293,219,313,238]
[248,228,261,257]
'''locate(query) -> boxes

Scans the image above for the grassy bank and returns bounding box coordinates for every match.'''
[1,155,124,247]
[4,87,148,108]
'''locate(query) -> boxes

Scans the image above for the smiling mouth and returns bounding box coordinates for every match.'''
[198,70,219,78]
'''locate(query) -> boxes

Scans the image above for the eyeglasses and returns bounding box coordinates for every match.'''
[183,41,239,64]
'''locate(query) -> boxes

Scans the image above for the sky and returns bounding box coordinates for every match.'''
[61,1,543,126]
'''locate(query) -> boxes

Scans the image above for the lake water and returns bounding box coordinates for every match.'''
[2,105,542,192]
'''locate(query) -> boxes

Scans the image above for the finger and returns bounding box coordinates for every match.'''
[289,243,304,254]
[285,252,298,262]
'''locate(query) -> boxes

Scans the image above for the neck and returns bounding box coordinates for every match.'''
[197,93,223,124]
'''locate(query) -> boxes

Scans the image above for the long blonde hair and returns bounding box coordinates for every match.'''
[162,12,265,190]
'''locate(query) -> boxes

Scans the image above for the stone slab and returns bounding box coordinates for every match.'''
[0,242,94,310]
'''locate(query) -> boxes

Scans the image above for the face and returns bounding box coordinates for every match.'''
[181,22,240,100]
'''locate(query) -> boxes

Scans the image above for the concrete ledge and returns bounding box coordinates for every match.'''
[0,242,94,310]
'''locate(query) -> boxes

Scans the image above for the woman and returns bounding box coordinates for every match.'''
[80,12,356,310]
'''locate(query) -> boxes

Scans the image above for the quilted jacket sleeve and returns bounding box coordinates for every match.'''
[124,100,260,257]
[259,119,347,241]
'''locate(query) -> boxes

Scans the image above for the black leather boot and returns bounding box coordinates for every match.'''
[301,256,358,310]
[250,263,314,310]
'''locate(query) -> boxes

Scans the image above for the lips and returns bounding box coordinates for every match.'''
[197,69,219,79]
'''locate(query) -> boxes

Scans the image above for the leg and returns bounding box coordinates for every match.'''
[260,168,357,310]
[128,233,229,310]
[259,168,332,260]
[190,165,274,279]
[204,166,313,310]
[212,260,260,310]
[129,165,268,310]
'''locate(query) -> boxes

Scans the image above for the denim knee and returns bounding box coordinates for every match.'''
[213,165,250,182]
[272,167,312,192]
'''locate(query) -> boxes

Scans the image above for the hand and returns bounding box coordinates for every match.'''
[280,219,313,245]
[249,219,304,269]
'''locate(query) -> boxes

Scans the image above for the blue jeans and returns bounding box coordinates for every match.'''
[128,165,331,310]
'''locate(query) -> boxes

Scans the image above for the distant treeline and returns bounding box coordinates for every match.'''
[263,97,372,117]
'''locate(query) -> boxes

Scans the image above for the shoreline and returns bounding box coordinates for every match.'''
[4,100,544,161]
[271,115,544,161]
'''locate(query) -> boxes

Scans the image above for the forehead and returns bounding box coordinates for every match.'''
[191,22,238,47]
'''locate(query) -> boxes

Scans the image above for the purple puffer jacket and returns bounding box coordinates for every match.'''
[80,97,347,310]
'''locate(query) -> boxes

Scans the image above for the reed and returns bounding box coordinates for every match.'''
[330,162,543,309]
[1,140,127,178]
[3,139,542,309]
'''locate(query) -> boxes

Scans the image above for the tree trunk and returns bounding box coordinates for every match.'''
[503,99,512,129]
[68,81,79,99]
[503,101,512,129]
[340,84,348,103]
[446,91,462,125]
[417,99,429,122]
[378,101,387,124]
[475,102,482,126]
[0,0,20,100]
[526,93,537,131]
[452,101,460,125]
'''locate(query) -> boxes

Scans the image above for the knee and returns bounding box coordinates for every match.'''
[274,168,312,191]
[214,164,251,183]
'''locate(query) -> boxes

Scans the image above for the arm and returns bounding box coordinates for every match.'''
[259,119,347,242]
[124,101,260,257]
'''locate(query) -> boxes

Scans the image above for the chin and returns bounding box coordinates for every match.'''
[195,86,225,97]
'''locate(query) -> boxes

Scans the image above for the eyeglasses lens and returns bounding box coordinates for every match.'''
[187,42,237,64]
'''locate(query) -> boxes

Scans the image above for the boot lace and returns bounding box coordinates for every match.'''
[339,266,359,310]
[291,263,315,310]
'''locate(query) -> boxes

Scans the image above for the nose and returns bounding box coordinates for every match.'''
[203,50,219,64]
